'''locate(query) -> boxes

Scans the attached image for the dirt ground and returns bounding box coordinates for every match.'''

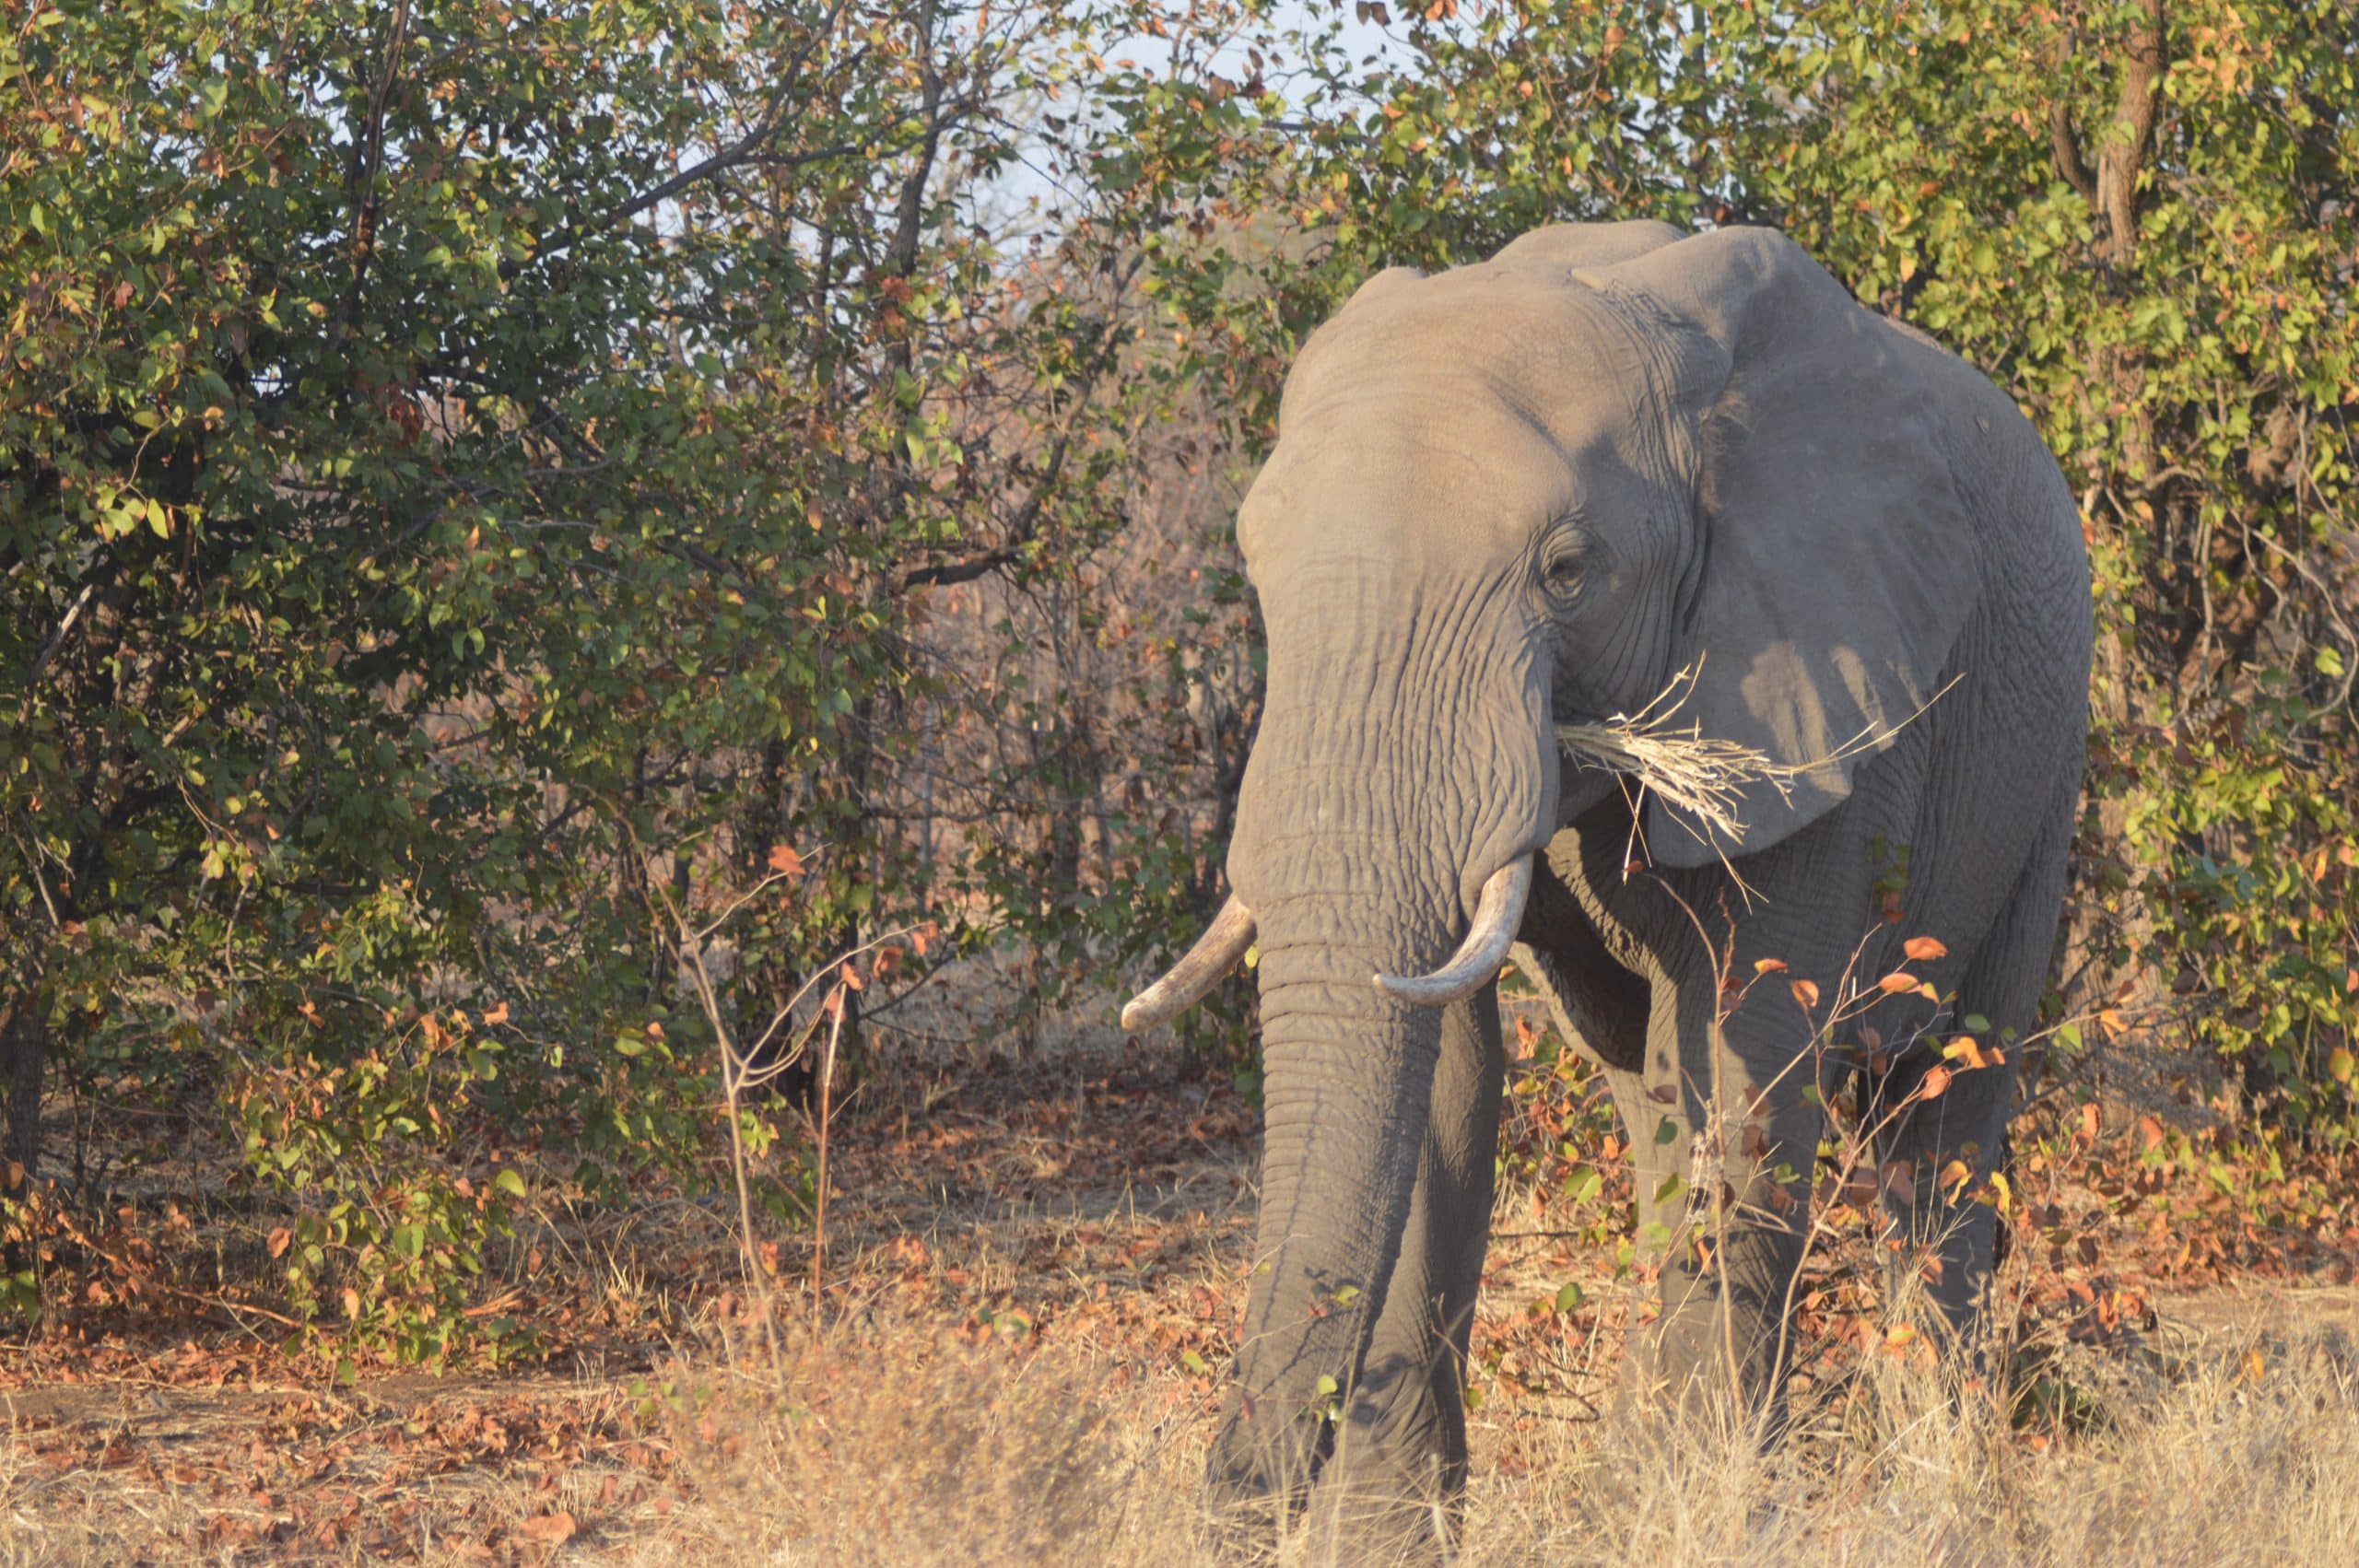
[5,979,2356,1563]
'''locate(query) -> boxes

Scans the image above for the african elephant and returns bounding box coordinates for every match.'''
[1121,221,2090,1530]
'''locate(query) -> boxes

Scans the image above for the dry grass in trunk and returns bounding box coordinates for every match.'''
[656,1294,2359,1566]
[1556,663,1956,859]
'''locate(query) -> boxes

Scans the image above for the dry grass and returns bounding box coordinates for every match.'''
[1555,662,1957,860]
[6,993,2353,1563]
[655,1289,2359,1567]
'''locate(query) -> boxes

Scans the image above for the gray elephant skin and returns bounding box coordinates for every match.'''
[1123,222,2091,1528]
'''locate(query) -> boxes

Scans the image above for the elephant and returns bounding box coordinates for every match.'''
[1121,220,2090,1535]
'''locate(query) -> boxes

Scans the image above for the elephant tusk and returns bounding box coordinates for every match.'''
[1121,895,1258,1033]
[1374,856,1533,1007]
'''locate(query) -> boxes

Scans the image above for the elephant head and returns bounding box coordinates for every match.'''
[1125,222,1983,1498]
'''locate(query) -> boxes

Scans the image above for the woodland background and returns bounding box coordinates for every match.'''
[0,2,2354,1558]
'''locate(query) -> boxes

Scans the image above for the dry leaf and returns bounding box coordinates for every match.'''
[481,1001,510,1026]
[766,843,804,876]
[267,1226,291,1259]
[1902,935,1948,961]
[520,1511,578,1544]
[1790,978,1820,1008]
[1917,1065,1952,1100]
[1876,971,1918,994]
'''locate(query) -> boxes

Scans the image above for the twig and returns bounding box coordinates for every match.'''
[812,998,845,1332]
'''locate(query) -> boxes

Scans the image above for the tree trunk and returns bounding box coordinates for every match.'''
[0,984,45,1179]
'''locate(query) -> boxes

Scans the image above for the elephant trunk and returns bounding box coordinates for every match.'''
[1210,682,1554,1498]
[1207,873,1454,1500]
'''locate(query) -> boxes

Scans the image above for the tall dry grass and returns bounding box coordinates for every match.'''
[656,1293,2359,1567]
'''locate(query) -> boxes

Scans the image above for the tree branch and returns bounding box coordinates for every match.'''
[2048,98,2099,207]
[2095,0,2168,268]
[331,0,413,349]
[507,0,856,277]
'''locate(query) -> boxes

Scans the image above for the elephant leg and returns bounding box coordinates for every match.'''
[1872,1042,2013,1350]
[1873,795,2067,1349]
[1326,989,1506,1525]
[1616,989,1825,1426]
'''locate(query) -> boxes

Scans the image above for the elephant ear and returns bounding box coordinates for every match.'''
[1578,228,1984,869]
[1491,218,1685,274]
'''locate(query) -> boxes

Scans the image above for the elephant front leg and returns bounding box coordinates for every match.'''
[1614,1030,1824,1425]
[1319,989,1506,1541]
[1872,1043,2017,1355]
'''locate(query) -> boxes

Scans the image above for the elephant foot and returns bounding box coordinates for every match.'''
[1621,1259,1800,1445]
[1298,1360,1463,1562]
[1297,1469,1456,1566]
[1203,1365,1464,1562]
[1203,1392,1326,1525]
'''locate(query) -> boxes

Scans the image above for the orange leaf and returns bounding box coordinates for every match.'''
[266,1226,291,1259]
[481,1001,509,1027]
[341,1287,361,1320]
[1753,957,1788,975]
[766,843,805,876]
[1902,935,1948,962]
[1937,1158,1973,1196]
[1876,971,1918,994]
[1942,1036,1990,1070]
[2080,1103,2101,1142]
[521,1512,579,1544]
[872,945,905,982]
[839,960,865,991]
[1917,1065,1952,1100]
[2137,1115,2165,1152]
[1790,978,1820,1008]
[1884,1322,1919,1350]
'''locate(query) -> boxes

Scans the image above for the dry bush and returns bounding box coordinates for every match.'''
[659,1295,2359,1566]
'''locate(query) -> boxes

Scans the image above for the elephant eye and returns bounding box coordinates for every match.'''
[1540,546,1586,592]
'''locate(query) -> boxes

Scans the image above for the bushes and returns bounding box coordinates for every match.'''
[0,0,1198,1352]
